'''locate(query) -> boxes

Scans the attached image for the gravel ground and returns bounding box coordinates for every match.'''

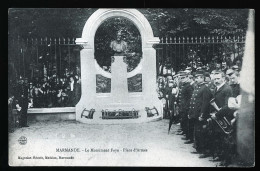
[9,119,221,167]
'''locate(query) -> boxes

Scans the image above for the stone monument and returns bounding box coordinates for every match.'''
[75,9,163,124]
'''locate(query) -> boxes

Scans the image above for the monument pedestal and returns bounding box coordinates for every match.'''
[111,56,129,103]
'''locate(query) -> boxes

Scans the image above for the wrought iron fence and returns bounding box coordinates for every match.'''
[154,36,245,74]
[8,36,81,83]
[8,35,245,82]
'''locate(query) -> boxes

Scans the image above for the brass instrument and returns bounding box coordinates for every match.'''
[210,98,233,134]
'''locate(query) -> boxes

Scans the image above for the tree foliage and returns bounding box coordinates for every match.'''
[8,8,249,38]
[138,8,248,37]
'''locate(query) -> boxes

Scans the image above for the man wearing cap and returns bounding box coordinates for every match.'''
[176,72,194,137]
[186,73,197,142]
[188,70,213,156]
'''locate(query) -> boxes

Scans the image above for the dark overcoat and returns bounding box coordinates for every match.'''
[214,83,233,109]
[179,82,194,113]
[189,82,213,119]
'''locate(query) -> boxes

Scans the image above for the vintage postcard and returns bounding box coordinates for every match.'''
[8,8,254,167]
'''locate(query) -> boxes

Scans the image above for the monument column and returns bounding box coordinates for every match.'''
[75,40,97,120]
[142,39,160,102]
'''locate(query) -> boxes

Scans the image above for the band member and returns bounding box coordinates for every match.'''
[188,70,212,156]
[210,70,233,164]
[210,71,233,119]
[213,71,241,166]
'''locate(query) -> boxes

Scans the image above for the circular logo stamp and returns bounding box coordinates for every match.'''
[18,136,27,145]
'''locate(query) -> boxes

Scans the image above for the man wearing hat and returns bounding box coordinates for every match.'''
[188,70,213,157]
[15,76,29,127]
[176,71,194,137]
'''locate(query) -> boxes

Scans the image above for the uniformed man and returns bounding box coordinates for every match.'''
[176,72,193,137]
[188,70,213,156]
[15,76,29,128]
[186,73,197,142]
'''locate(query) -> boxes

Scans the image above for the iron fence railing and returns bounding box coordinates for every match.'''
[8,36,81,82]
[8,35,245,83]
[154,36,245,74]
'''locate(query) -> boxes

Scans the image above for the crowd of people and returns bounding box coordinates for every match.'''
[157,61,243,166]
[8,67,81,131]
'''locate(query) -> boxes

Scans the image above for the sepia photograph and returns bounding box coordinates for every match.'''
[8,8,255,167]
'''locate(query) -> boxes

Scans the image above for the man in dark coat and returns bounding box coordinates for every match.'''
[186,73,197,142]
[213,71,240,120]
[188,70,213,155]
[176,72,193,136]
[211,71,233,119]
[15,77,29,127]
[179,74,194,141]
[210,71,233,164]
[212,71,240,166]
